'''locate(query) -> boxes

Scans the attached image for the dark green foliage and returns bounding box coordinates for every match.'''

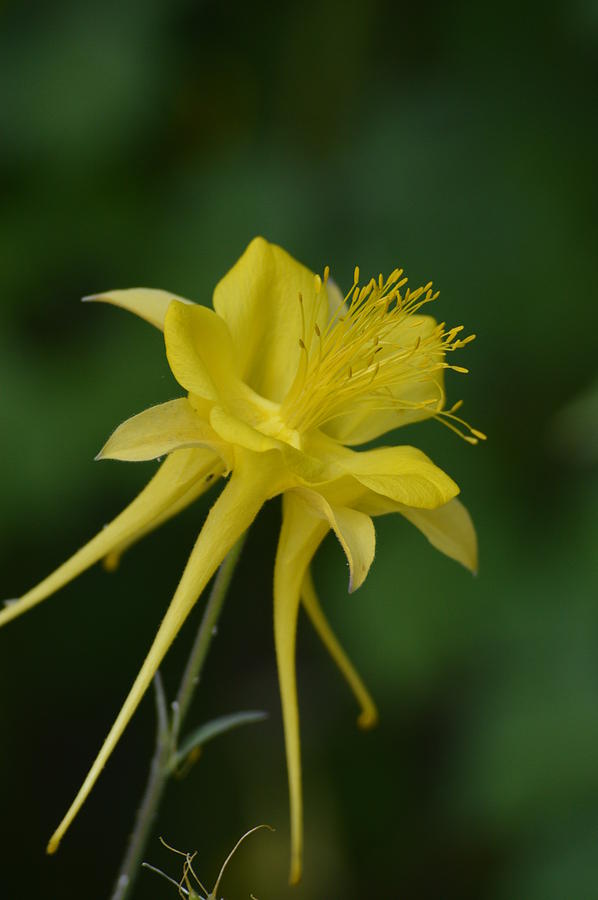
[1,1,597,897]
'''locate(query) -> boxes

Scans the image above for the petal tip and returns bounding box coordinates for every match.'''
[247,235,269,253]
[46,835,60,855]
[468,545,478,576]
[288,859,302,886]
[0,597,23,628]
[357,709,379,730]
[348,562,369,594]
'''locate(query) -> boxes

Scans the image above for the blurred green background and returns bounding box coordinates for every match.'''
[1,1,598,897]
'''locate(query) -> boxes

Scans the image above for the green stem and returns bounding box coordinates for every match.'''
[173,534,246,737]
[110,673,171,900]
[109,534,247,900]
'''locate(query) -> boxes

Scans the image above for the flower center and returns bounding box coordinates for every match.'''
[258,413,303,450]
[280,267,485,443]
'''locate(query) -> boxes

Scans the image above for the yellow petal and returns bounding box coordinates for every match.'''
[209,405,282,454]
[358,493,478,573]
[83,288,194,331]
[300,569,378,729]
[0,449,218,629]
[103,462,224,571]
[274,492,330,885]
[339,445,459,509]
[212,237,329,403]
[98,398,226,462]
[322,314,445,445]
[164,301,240,403]
[47,452,278,854]
[293,487,375,592]
[208,407,337,487]
[399,498,477,573]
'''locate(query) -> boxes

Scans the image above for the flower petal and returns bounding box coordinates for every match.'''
[212,237,329,402]
[0,449,220,629]
[399,498,477,573]
[103,465,224,572]
[300,568,378,729]
[209,405,282,454]
[274,491,330,884]
[83,288,194,331]
[322,314,445,445]
[339,445,459,509]
[164,301,240,403]
[357,493,478,573]
[47,451,279,854]
[208,407,339,485]
[98,398,228,463]
[294,487,375,592]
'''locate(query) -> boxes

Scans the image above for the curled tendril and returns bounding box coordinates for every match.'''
[142,825,274,899]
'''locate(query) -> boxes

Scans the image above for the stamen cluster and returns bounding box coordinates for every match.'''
[281,266,485,443]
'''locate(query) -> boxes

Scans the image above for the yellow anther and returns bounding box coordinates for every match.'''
[280,263,481,440]
[314,274,322,294]
[323,265,330,283]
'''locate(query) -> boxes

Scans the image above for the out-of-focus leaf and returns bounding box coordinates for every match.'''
[171,710,268,771]
[549,378,598,465]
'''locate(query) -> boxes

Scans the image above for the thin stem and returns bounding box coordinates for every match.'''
[110,674,171,900]
[109,534,248,900]
[174,535,246,737]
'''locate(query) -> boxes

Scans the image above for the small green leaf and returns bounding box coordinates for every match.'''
[171,710,268,772]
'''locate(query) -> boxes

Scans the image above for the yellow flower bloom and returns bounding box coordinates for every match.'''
[1,237,482,884]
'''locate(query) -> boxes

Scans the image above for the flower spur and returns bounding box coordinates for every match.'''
[1,237,482,884]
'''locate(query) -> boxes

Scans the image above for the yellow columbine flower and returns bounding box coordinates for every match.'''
[1,237,482,884]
